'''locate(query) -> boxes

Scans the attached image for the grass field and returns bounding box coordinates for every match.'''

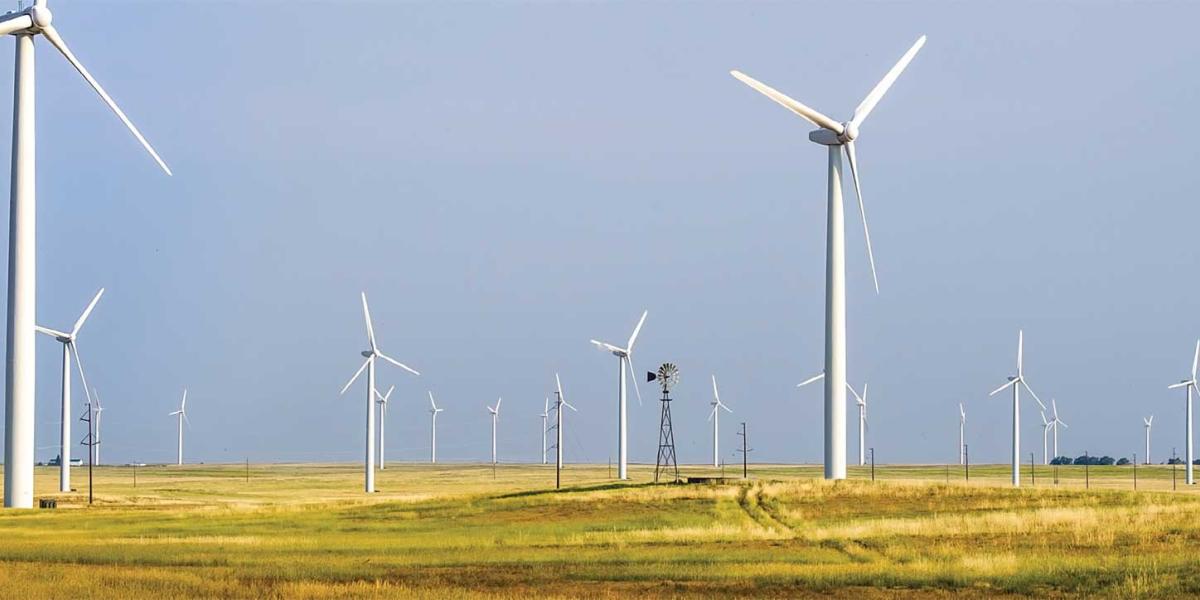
[1,461,1198,598]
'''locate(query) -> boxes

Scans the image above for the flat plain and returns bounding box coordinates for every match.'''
[0,462,1197,598]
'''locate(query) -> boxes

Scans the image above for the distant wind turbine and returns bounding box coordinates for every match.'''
[989,330,1046,487]
[1040,411,1052,466]
[339,293,419,493]
[732,35,927,480]
[487,397,502,464]
[590,310,647,480]
[428,392,443,463]
[1143,415,1154,465]
[539,396,550,465]
[554,373,577,471]
[846,383,869,466]
[1048,399,1067,461]
[36,288,103,492]
[1167,340,1199,485]
[709,376,733,469]
[375,385,395,470]
[92,388,104,466]
[958,403,966,466]
[167,390,188,466]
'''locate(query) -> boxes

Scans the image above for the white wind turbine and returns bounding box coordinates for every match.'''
[92,388,103,466]
[539,396,550,465]
[958,403,966,465]
[1048,398,1067,461]
[1167,340,1199,485]
[428,391,443,464]
[375,385,395,470]
[167,390,188,466]
[732,36,926,480]
[989,330,1046,487]
[1143,415,1153,465]
[0,3,171,509]
[339,293,419,493]
[709,376,733,469]
[1039,411,1051,466]
[487,398,502,464]
[590,310,647,480]
[846,383,869,466]
[553,373,577,470]
[36,288,103,492]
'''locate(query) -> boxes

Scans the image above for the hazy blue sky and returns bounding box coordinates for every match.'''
[2,1,1199,468]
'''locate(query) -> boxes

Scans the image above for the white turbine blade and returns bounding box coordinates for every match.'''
[729,70,844,133]
[1040,411,1049,426]
[1020,379,1046,411]
[626,310,648,352]
[1168,381,1190,390]
[959,403,965,419]
[339,357,371,396]
[850,35,927,127]
[707,404,717,422]
[71,288,105,337]
[845,382,863,404]
[590,339,623,354]
[35,326,69,339]
[360,293,377,353]
[1192,340,1199,379]
[1017,330,1024,377]
[378,352,419,376]
[181,389,187,411]
[495,397,502,412]
[720,402,733,414]
[0,13,32,37]
[1057,419,1069,429]
[543,395,549,415]
[429,391,438,411]
[562,400,578,412]
[380,385,395,403]
[1051,398,1059,419]
[556,372,565,405]
[626,355,643,406]
[797,372,825,387]
[989,378,1017,396]
[40,25,172,176]
[69,343,95,410]
[168,410,182,416]
[843,142,879,294]
[711,375,720,405]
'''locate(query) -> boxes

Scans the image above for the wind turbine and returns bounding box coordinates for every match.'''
[1167,340,1199,485]
[1040,411,1051,466]
[92,388,103,466]
[709,376,733,469]
[846,383,869,466]
[428,391,443,464]
[732,36,926,480]
[167,390,188,466]
[1048,398,1067,461]
[539,396,550,465]
[989,330,1046,487]
[339,293,419,493]
[958,403,966,466]
[590,310,647,480]
[35,288,102,492]
[1143,415,1154,465]
[487,398,502,465]
[0,3,171,509]
[554,373,577,475]
[375,385,395,470]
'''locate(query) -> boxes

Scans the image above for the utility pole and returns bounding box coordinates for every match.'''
[78,401,96,505]
[1133,452,1138,490]
[869,448,875,481]
[555,388,563,490]
[964,444,970,481]
[245,458,249,484]
[1030,452,1035,486]
[735,422,750,479]
[1084,451,1090,490]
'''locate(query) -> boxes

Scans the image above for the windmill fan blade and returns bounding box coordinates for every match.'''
[851,35,927,127]
[989,378,1017,396]
[729,70,844,133]
[843,142,879,294]
[340,357,371,396]
[379,352,419,376]
[39,25,172,176]
[360,293,377,353]
[71,288,105,336]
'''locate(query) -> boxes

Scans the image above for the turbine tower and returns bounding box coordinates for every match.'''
[958,403,966,465]
[167,390,188,466]
[375,385,395,470]
[1167,340,1199,485]
[1048,398,1067,461]
[1143,415,1153,465]
[0,3,171,508]
[487,398,502,465]
[539,397,549,465]
[846,383,869,466]
[1040,411,1051,465]
[428,391,443,464]
[709,376,733,469]
[989,330,1046,487]
[35,288,103,492]
[732,36,926,480]
[339,293,419,493]
[590,310,647,480]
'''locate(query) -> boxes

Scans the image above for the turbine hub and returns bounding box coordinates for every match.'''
[361,350,373,358]
[28,6,51,29]
[837,121,858,143]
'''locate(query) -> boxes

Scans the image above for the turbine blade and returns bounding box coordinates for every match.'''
[1168,381,1190,389]
[626,310,648,351]
[360,293,377,353]
[1192,340,1199,379]
[851,35,927,127]
[707,405,717,422]
[563,400,578,412]
[378,352,419,376]
[40,25,172,176]
[181,389,187,411]
[1058,420,1069,429]
[339,357,371,396]
[797,372,825,387]
[496,397,502,412]
[711,375,720,404]
[35,326,69,339]
[1017,330,1024,376]
[1021,379,1046,411]
[843,142,879,294]
[845,382,863,404]
[729,70,844,133]
[71,288,105,337]
[721,403,733,414]
[70,343,95,410]
[429,391,437,410]
[0,14,32,38]
[989,378,1017,396]
[556,373,565,406]
[627,355,643,406]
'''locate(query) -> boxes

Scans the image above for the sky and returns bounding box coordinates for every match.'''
[1,0,1199,469]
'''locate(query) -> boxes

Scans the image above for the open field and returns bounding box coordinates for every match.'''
[1,462,1199,598]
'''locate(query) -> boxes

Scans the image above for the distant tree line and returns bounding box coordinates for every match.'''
[1047,455,1200,465]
